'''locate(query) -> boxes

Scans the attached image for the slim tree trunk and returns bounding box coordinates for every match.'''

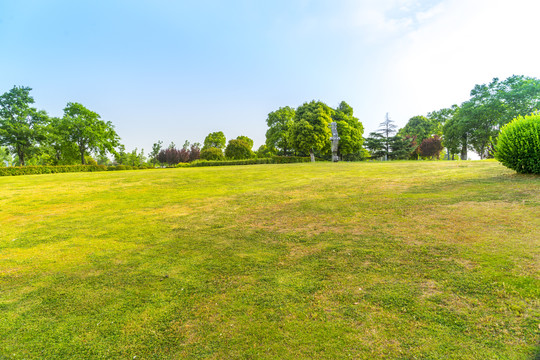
[460,135,468,160]
[17,145,25,166]
[309,150,315,162]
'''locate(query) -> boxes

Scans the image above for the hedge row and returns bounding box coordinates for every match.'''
[176,156,312,168]
[0,164,154,176]
[0,156,313,176]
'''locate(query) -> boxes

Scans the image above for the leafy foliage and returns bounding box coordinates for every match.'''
[225,138,255,160]
[255,144,276,158]
[495,113,540,174]
[289,101,333,160]
[203,131,226,150]
[200,147,225,161]
[389,135,416,160]
[62,102,120,164]
[265,106,295,155]
[419,135,444,159]
[442,76,540,159]
[157,147,182,165]
[332,101,364,156]
[0,86,48,165]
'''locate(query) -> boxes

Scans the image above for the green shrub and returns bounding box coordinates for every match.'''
[225,139,255,160]
[175,156,311,168]
[0,165,107,176]
[200,147,225,161]
[495,113,540,174]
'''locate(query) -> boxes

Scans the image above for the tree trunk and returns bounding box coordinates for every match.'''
[460,135,468,160]
[17,145,25,166]
[80,147,86,165]
[309,150,315,162]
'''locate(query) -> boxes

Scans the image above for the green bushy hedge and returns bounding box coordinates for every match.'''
[0,165,107,176]
[495,114,540,174]
[0,164,155,176]
[176,156,311,168]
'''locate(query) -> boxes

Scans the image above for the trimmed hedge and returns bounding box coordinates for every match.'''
[0,165,107,176]
[0,164,155,176]
[496,113,540,174]
[176,156,312,168]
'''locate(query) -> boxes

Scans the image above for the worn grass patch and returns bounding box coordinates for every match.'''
[0,161,539,359]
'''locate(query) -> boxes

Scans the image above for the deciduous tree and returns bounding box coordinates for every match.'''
[265,106,295,155]
[62,102,120,164]
[203,131,226,150]
[0,86,48,165]
[289,101,333,161]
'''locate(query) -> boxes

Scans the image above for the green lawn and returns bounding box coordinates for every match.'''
[0,161,539,359]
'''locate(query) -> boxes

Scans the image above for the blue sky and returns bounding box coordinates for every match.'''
[2,0,540,154]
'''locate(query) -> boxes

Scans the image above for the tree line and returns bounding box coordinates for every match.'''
[2,75,538,167]
[364,75,540,160]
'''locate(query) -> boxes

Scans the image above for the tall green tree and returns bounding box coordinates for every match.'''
[225,138,255,160]
[203,131,226,150]
[289,101,333,161]
[41,116,79,165]
[331,101,364,157]
[454,76,540,159]
[150,140,163,166]
[389,135,416,160]
[0,86,49,165]
[376,113,398,160]
[364,132,386,159]
[265,106,295,155]
[62,102,120,164]
[235,135,254,150]
[442,109,468,160]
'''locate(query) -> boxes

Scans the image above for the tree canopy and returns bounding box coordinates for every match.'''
[62,102,120,164]
[289,101,333,161]
[203,131,226,150]
[265,106,295,155]
[0,86,48,165]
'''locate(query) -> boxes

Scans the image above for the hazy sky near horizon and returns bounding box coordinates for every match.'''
[1,0,540,153]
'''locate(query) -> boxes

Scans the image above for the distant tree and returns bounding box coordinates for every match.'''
[225,139,255,160]
[150,140,163,166]
[376,113,398,160]
[178,148,190,163]
[0,86,49,165]
[42,116,79,165]
[0,146,13,166]
[203,131,226,150]
[265,106,295,155]
[62,102,120,164]
[126,148,145,166]
[389,135,416,160]
[157,147,182,165]
[399,115,436,158]
[200,147,224,160]
[256,144,276,158]
[448,76,540,159]
[236,135,254,150]
[289,101,333,161]
[419,135,444,159]
[332,101,364,158]
[114,144,128,165]
[364,132,386,159]
[96,153,111,166]
[189,143,201,162]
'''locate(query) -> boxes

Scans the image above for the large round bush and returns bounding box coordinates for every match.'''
[200,147,224,161]
[495,113,540,174]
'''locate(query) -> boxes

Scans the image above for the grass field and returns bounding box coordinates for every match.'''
[0,161,539,359]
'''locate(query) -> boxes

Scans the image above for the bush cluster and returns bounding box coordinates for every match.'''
[495,114,540,174]
[176,156,311,168]
[0,164,155,176]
